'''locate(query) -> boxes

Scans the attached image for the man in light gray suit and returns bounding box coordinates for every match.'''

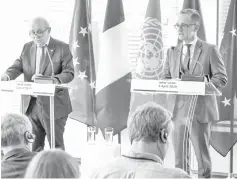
[163,9,227,178]
[1,17,74,151]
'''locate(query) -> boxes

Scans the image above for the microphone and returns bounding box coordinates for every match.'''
[170,46,205,81]
[33,44,55,84]
[45,44,54,78]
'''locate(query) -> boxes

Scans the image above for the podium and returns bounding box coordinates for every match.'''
[0,81,70,149]
[131,79,221,172]
[131,79,221,123]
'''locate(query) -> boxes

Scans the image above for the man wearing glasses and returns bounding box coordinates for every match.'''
[1,113,37,178]
[163,9,227,178]
[1,17,74,152]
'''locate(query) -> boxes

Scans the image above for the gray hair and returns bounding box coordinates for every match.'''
[24,149,80,178]
[1,113,32,147]
[180,8,201,25]
[31,16,50,29]
[128,102,173,143]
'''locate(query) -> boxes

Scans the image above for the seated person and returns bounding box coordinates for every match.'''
[1,113,36,178]
[90,102,190,178]
[24,149,80,178]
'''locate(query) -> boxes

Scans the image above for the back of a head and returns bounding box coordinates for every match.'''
[128,102,173,143]
[1,113,32,147]
[24,149,80,178]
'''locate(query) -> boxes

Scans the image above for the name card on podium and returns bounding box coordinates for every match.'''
[1,81,55,96]
[131,79,205,95]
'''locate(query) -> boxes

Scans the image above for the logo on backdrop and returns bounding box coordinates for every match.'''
[134,17,165,80]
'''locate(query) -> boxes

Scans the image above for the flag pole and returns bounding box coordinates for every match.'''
[228,95,235,178]
[216,0,219,46]
[228,2,236,176]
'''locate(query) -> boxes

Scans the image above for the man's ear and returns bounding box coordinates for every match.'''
[159,128,168,144]
[48,27,51,33]
[194,24,200,32]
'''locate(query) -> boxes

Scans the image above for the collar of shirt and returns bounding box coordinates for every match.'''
[182,36,198,59]
[122,150,163,165]
[183,36,198,46]
[3,148,29,161]
[36,36,50,48]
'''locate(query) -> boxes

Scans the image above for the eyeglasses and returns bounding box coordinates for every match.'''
[174,23,196,29]
[29,28,48,37]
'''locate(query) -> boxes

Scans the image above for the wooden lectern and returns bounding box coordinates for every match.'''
[0,81,70,149]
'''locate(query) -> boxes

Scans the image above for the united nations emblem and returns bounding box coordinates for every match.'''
[133,17,165,80]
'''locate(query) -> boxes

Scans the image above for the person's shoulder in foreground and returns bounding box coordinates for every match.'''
[90,155,190,178]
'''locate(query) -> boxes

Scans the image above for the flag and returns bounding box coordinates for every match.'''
[69,0,96,125]
[95,0,131,135]
[182,0,206,41]
[130,0,168,114]
[210,0,237,157]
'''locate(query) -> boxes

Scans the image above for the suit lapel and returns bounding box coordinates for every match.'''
[30,43,37,74]
[189,39,203,74]
[40,37,56,75]
[173,44,182,78]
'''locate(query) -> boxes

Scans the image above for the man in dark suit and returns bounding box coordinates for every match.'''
[1,17,74,151]
[163,9,227,178]
[1,113,37,178]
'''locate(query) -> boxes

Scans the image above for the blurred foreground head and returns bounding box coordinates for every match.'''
[24,149,80,178]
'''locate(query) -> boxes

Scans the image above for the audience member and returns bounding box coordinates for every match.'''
[1,113,36,178]
[24,149,80,178]
[90,102,190,178]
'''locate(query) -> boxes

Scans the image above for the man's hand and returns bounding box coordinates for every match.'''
[53,77,60,84]
[1,74,10,81]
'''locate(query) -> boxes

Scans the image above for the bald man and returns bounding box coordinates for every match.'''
[1,17,74,151]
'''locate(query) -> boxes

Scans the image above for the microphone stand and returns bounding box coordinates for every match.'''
[33,44,56,149]
[34,45,55,84]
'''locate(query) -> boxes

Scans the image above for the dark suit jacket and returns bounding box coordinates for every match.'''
[5,37,74,119]
[163,39,227,123]
[1,148,36,178]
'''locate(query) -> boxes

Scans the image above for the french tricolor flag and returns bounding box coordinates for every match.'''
[95,0,131,135]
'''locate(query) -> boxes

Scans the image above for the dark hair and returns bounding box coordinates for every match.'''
[180,8,201,25]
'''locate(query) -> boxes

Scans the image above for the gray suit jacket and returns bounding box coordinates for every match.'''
[5,37,74,119]
[164,39,227,123]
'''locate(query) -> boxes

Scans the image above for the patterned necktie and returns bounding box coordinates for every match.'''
[183,44,192,71]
